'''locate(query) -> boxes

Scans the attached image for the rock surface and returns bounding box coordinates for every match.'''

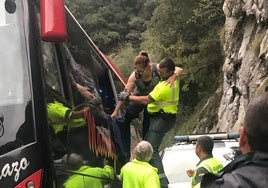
[213,0,268,132]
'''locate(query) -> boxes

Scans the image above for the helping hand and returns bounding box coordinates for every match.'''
[118,92,130,101]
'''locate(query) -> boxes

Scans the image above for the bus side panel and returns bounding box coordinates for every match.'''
[0,144,42,187]
[28,0,57,187]
[0,0,56,187]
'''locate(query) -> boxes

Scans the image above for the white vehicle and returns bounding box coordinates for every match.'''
[162,133,241,188]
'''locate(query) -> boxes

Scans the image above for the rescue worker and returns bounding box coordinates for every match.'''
[46,98,87,158]
[201,91,268,187]
[111,52,183,162]
[47,100,86,134]
[63,153,115,188]
[120,140,160,188]
[46,94,105,160]
[118,57,180,188]
[46,82,99,135]
[186,136,223,188]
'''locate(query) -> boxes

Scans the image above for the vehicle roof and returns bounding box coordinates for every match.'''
[162,133,240,187]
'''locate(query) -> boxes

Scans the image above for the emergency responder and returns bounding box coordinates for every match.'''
[201,91,268,187]
[111,52,183,162]
[118,57,180,188]
[46,97,87,159]
[46,85,106,158]
[186,136,223,188]
[63,153,115,188]
[47,100,86,134]
[120,140,160,188]
[46,83,101,135]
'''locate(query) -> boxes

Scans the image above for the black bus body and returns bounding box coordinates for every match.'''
[0,0,126,187]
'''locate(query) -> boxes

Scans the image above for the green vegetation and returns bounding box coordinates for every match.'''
[66,0,226,147]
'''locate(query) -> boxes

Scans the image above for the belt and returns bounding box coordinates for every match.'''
[149,110,176,118]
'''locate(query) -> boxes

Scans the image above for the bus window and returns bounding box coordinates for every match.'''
[65,10,118,114]
[64,45,99,104]
[42,42,64,95]
[0,0,35,154]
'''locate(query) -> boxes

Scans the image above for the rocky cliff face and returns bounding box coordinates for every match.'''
[212,0,268,132]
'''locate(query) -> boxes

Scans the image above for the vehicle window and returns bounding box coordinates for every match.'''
[42,42,64,94]
[66,12,117,114]
[0,0,35,154]
[64,44,99,105]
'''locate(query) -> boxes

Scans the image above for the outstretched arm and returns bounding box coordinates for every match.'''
[128,95,151,105]
[76,83,95,99]
[118,92,152,105]
[111,72,136,117]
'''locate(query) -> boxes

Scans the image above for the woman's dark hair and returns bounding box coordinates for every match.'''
[134,51,150,68]
[139,51,149,59]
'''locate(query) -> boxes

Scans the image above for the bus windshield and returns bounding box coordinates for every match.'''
[0,0,35,154]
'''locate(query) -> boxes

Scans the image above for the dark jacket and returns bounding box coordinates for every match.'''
[201,151,268,188]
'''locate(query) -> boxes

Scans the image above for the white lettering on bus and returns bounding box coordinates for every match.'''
[0,158,30,182]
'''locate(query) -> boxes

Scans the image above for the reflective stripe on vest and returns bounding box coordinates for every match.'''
[191,157,223,187]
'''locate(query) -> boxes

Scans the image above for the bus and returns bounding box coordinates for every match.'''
[0,0,126,187]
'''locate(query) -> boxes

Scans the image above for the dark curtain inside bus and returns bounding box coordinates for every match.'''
[0,101,34,155]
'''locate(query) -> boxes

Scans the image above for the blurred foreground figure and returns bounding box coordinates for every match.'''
[201,92,268,188]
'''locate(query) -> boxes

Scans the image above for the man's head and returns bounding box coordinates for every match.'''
[158,58,175,80]
[240,92,268,153]
[195,136,214,158]
[62,153,83,170]
[134,140,153,162]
